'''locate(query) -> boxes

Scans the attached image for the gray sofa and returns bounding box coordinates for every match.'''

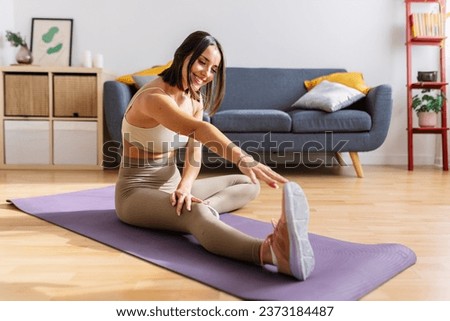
[103,67,392,177]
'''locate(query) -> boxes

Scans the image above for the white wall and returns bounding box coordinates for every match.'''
[2,0,448,166]
[0,0,15,65]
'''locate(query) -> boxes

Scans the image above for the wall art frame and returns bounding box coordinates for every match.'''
[31,18,73,67]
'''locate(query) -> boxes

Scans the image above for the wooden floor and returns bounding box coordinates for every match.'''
[1,164,449,301]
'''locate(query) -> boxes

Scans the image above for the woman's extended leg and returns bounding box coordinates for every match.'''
[191,174,260,213]
[116,185,263,264]
[115,165,314,280]
[115,164,262,264]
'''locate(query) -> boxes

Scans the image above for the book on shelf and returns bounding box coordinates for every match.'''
[409,12,445,38]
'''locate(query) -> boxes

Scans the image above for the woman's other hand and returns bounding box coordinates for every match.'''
[170,187,203,216]
[237,155,288,189]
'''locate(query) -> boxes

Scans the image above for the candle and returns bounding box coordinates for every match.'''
[82,50,92,68]
[93,54,104,68]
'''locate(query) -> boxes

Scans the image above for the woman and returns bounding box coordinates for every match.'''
[115,31,314,280]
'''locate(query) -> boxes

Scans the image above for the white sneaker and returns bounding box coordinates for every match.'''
[261,182,315,280]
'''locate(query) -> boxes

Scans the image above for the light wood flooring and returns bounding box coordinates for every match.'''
[1,164,449,301]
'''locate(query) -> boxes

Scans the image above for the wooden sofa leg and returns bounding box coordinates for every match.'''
[335,152,346,166]
[349,152,364,178]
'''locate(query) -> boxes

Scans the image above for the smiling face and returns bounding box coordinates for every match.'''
[183,45,222,92]
[159,31,226,114]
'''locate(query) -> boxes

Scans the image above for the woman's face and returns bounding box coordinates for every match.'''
[183,45,221,91]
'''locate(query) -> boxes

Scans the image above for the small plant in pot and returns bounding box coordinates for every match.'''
[5,30,33,64]
[412,89,445,128]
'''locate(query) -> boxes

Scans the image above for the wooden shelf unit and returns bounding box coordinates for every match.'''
[0,66,106,170]
[405,0,449,171]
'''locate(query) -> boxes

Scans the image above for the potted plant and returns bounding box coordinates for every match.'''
[412,89,445,128]
[5,30,33,64]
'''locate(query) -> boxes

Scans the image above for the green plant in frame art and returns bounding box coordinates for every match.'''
[30,18,73,67]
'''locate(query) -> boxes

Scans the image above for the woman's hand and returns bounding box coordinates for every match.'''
[237,155,288,189]
[170,187,203,216]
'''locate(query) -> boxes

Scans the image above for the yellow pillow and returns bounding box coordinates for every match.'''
[304,72,370,94]
[116,60,172,85]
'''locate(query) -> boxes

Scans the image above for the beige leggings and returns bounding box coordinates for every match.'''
[115,157,263,264]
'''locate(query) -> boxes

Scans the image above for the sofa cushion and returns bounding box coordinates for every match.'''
[220,68,347,111]
[304,72,371,94]
[211,110,292,132]
[289,109,372,133]
[291,81,365,112]
[116,61,172,85]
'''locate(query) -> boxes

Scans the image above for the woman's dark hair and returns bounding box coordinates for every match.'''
[159,31,225,115]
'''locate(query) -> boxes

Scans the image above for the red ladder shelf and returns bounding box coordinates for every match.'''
[405,0,449,170]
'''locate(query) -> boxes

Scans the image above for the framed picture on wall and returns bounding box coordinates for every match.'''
[30,18,73,67]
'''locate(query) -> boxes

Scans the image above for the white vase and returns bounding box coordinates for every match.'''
[418,111,438,128]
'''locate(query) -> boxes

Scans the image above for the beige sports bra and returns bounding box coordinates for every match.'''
[122,87,189,153]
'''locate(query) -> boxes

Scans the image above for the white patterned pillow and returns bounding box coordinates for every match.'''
[132,75,158,88]
[292,80,365,112]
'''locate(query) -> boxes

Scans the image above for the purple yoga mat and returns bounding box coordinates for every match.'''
[9,186,416,301]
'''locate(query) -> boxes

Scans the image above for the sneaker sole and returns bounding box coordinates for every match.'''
[284,182,315,280]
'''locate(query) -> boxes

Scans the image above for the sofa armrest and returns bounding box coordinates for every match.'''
[103,81,136,143]
[363,84,393,150]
